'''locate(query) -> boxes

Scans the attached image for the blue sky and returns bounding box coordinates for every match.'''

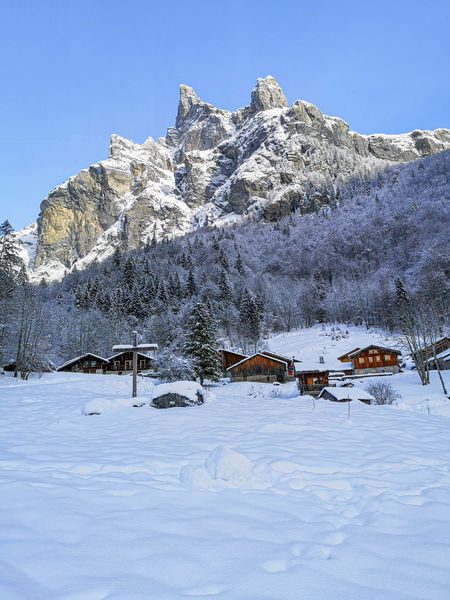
[1,0,449,230]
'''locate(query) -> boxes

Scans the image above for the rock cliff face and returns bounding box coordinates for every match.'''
[21,76,450,280]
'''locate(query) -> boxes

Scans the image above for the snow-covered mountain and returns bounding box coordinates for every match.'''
[17,76,450,281]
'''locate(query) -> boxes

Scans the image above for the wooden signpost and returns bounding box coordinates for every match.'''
[113,331,157,397]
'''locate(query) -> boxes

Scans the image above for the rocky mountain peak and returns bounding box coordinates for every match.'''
[250,75,288,113]
[19,77,450,282]
[176,84,201,128]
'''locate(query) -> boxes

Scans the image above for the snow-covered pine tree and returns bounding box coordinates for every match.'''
[239,288,262,353]
[184,301,222,385]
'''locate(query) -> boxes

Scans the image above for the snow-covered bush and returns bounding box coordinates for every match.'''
[366,381,401,405]
[154,349,195,382]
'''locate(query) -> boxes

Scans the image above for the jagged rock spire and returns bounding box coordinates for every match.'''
[250,76,288,113]
[176,84,200,128]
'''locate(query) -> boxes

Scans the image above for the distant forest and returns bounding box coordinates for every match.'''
[1,151,449,372]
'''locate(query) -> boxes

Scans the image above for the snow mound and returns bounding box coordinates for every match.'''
[205,445,253,482]
[180,445,261,489]
[83,395,150,415]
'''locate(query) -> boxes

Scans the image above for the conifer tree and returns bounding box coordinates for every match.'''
[185,269,197,297]
[184,302,221,385]
[239,288,262,352]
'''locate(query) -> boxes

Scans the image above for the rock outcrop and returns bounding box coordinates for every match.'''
[20,76,450,281]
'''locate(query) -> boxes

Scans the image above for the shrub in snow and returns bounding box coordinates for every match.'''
[154,349,195,382]
[366,381,401,405]
[151,381,205,409]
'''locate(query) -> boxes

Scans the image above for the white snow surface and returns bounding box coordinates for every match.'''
[1,326,450,599]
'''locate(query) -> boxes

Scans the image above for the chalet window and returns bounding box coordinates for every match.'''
[114,361,120,370]
[376,356,381,362]
[384,355,391,360]
[368,357,373,363]
[90,361,97,367]
[358,358,364,364]
[125,360,132,370]
[139,360,146,369]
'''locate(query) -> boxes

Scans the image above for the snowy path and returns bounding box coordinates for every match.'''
[1,374,450,599]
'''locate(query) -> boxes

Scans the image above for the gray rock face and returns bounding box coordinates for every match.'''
[151,392,204,409]
[250,76,288,113]
[26,76,450,281]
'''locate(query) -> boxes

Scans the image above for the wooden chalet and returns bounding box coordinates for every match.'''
[296,370,330,396]
[218,349,248,377]
[56,353,109,374]
[345,345,401,375]
[227,353,292,383]
[106,351,155,375]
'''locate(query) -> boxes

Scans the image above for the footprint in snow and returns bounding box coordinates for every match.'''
[262,559,288,573]
[183,585,227,596]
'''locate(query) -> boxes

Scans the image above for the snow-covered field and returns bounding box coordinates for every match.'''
[1,327,450,599]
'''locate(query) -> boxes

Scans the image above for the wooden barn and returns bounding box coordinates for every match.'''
[296,370,330,396]
[227,353,292,383]
[260,351,297,378]
[218,349,248,377]
[56,353,109,374]
[106,351,154,375]
[345,345,401,375]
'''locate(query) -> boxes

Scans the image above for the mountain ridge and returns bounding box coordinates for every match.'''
[15,76,450,281]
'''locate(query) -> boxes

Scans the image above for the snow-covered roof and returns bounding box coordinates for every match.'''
[261,351,299,363]
[108,351,155,361]
[337,348,360,360]
[227,353,288,371]
[319,386,375,402]
[347,345,401,358]
[218,348,247,357]
[112,343,158,351]
[56,353,109,371]
[426,349,450,363]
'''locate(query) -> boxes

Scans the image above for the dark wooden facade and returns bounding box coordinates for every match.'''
[261,351,296,378]
[347,345,401,374]
[57,353,109,374]
[421,337,450,360]
[228,353,290,383]
[106,351,154,374]
[219,349,247,376]
[297,370,330,396]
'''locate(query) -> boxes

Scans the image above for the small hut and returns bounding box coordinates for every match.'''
[296,370,330,396]
[319,386,375,405]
